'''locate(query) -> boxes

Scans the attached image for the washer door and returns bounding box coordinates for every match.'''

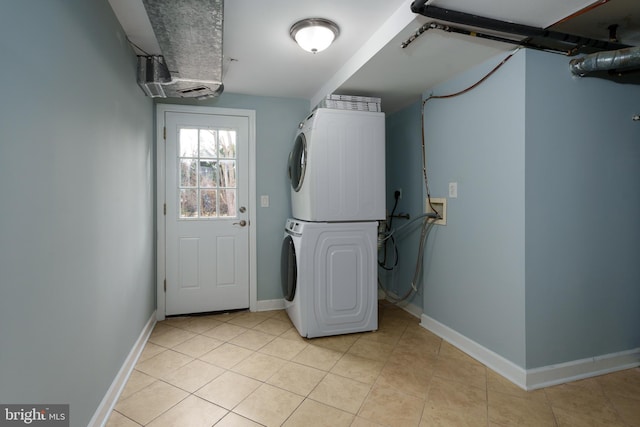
[288,132,307,192]
[280,235,297,301]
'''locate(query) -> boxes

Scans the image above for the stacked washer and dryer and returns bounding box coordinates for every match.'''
[281,108,385,338]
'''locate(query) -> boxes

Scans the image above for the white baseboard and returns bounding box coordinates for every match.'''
[255,298,285,312]
[420,313,640,391]
[88,311,157,427]
[421,314,528,388]
[525,348,640,390]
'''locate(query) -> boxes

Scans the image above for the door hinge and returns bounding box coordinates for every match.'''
[164,279,166,292]
[163,203,166,215]
[163,127,166,140]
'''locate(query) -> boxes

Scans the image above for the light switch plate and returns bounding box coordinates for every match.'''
[448,182,458,198]
[260,195,269,207]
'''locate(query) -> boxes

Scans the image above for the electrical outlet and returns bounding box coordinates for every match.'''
[425,197,446,225]
[260,195,269,207]
[395,188,402,200]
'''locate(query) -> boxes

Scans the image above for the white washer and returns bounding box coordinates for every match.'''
[288,108,385,222]
[281,218,378,338]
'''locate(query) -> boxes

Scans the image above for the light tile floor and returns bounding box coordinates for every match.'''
[106,301,640,426]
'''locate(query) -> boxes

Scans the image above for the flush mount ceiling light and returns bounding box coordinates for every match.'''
[290,18,340,54]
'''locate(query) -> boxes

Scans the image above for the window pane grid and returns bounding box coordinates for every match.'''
[178,127,237,219]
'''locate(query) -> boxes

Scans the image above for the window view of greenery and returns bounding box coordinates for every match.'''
[179,128,237,218]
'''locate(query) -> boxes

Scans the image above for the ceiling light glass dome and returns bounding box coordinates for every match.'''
[290,18,340,54]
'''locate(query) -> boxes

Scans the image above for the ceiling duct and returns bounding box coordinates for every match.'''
[569,46,640,82]
[137,0,224,99]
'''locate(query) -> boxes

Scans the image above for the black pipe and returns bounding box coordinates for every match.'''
[402,22,571,56]
[442,24,557,52]
[410,2,629,54]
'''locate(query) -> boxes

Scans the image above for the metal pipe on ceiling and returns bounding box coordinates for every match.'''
[569,45,640,76]
[401,21,571,55]
[409,1,629,55]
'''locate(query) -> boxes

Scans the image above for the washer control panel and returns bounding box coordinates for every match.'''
[285,218,303,236]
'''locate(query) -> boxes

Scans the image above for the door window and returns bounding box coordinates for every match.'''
[178,127,237,218]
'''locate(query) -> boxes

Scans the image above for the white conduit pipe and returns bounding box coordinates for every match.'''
[570,46,640,76]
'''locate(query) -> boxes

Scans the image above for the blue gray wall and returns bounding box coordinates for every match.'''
[157,94,310,301]
[422,51,527,366]
[415,47,640,370]
[0,1,155,426]
[524,49,640,368]
[0,2,308,424]
[381,101,426,309]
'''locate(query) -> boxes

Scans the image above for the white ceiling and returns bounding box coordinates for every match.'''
[109,0,639,113]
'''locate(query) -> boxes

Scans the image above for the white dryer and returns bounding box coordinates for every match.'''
[288,108,385,222]
[280,218,378,338]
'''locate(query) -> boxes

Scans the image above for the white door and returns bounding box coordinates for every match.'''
[164,111,250,315]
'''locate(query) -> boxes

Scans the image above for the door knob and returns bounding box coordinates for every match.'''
[233,220,247,227]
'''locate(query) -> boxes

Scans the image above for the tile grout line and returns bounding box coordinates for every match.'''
[121,310,394,425]
[114,306,640,427]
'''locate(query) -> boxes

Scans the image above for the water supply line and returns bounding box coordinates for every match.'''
[378,212,438,304]
[378,191,402,271]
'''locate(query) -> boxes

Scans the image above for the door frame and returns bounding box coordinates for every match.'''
[156,104,257,321]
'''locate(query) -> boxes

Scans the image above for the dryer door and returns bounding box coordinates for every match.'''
[280,234,297,301]
[288,133,307,192]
